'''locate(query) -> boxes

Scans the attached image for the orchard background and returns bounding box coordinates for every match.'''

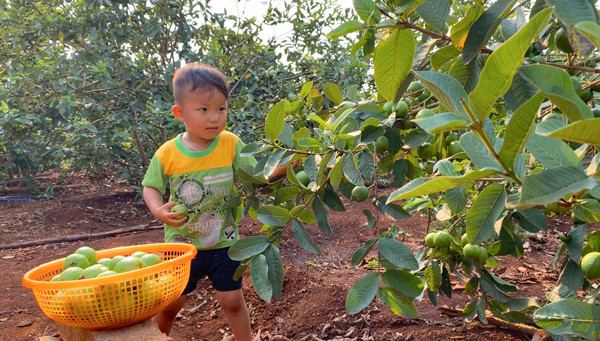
[2,0,600,340]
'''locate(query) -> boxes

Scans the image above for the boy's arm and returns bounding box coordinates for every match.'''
[268,159,302,181]
[143,186,187,227]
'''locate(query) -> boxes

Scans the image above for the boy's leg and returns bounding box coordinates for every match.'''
[153,295,187,336]
[215,289,251,341]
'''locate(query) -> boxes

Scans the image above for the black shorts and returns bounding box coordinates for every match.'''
[181,247,242,294]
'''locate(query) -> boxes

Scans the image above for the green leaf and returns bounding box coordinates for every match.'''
[459,132,503,172]
[299,81,313,98]
[257,205,293,227]
[263,244,284,301]
[251,254,272,302]
[292,219,320,254]
[501,8,526,40]
[413,71,470,122]
[353,0,381,24]
[498,93,543,170]
[550,0,596,54]
[431,45,461,71]
[387,168,498,202]
[327,20,365,39]
[312,196,333,235]
[544,118,600,146]
[346,272,380,314]
[412,112,467,134]
[415,0,450,32]
[576,21,600,50]
[482,268,518,292]
[446,186,467,215]
[513,208,547,233]
[561,259,585,292]
[375,196,411,220]
[573,199,600,223]
[520,166,599,206]
[332,107,355,133]
[377,237,419,270]
[357,150,375,181]
[467,184,506,244]
[526,133,581,169]
[462,0,519,64]
[534,299,600,340]
[362,209,376,229]
[424,261,442,292]
[263,149,284,178]
[265,100,287,142]
[468,8,552,120]
[351,238,377,267]
[504,297,541,312]
[450,4,484,50]
[480,278,512,303]
[237,165,268,184]
[228,235,270,261]
[565,224,588,263]
[330,159,344,189]
[307,114,332,131]
[374,28,415,101]
[381,269,424,298]
[324,187,346,212]
[503,72,540,113]
[323,82,344,105]
[378,287,418,318]
[519,64,593,121]
[342,153,363,186]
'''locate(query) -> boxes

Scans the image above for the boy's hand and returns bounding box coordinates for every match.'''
[152,201,188,227]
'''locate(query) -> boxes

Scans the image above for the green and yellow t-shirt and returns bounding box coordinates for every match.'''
[142,131,256,250]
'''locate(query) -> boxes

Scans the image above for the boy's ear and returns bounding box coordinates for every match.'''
[172,105,184,122]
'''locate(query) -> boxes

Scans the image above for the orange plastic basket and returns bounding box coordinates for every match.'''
[22,243,197,330]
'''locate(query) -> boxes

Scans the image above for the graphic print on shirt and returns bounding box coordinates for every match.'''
[171,171,235,247]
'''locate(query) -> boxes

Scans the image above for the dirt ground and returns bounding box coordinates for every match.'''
[0,173,572,341]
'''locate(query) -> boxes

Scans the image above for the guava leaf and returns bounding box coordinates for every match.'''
[382,269,424,298]
[374,28,415,101]
[377,237,419,270]
[387,168,498,202]
[327,20,365,39]
[519,166,599,206]
[415,0,449,32]
[519,64,593,121]
[534,299,600,340]
[292,219,320,254]
[351,238,377,267]
[525,133,581,169]
[265,100,287,142]
[353,0,380,24]
[257,205,293,227]
[462,0,519,63]
[459,132,503,172]
[228,235,270,261]
[378,288,418,318]
[412,112,467,134]
[498,93,543,171]
[346,272,380,314]
[466,184,506,244]
[413,71,470,121]
[263,245,284,301]
[544,118,600,146]
[323,82,344,105]
[450,4,484,50]
[468,8,552,121]
[250,254,272,302]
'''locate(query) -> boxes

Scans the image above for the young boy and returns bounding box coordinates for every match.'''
[142,63,288,339]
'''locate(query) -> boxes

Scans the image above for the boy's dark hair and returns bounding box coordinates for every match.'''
[172,63,229,104]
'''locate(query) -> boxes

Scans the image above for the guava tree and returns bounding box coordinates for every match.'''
[228,0,600,339]
[0,0,363,188]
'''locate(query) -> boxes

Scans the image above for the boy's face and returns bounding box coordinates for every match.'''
[173,88,227,145]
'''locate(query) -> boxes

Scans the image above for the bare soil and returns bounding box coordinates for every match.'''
[0,173,570,341]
